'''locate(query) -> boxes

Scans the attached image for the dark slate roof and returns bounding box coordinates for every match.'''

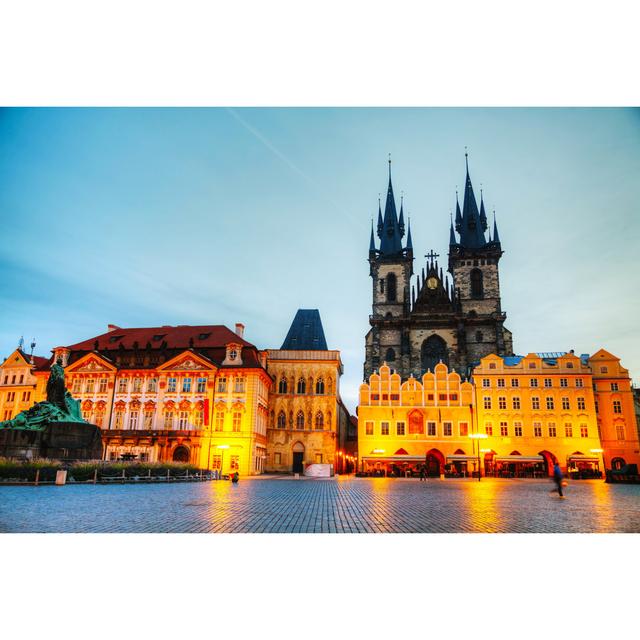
[281,309,328,350]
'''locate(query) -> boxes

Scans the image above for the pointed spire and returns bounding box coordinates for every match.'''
[398,192,405,237]
[449,213,457,246]
[379,156,403,256]
[455,191,462,232]
[406,216,413,251]
[376,196,383,238]
[479,187,488,231]
[459,151,487,249]
[369,220,376,253]
[492,210,501,244]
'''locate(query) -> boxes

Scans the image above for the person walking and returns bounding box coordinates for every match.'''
[419,464,426,482]
[551,462,565,498]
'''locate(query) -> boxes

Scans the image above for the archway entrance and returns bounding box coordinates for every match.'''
[292,442,305,473]
[173,445,190,462]
[425,448,445,477]
[421,335,448,373]
[539,450,558,476]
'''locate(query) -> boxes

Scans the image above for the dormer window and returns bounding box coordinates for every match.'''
[223,343,243,366]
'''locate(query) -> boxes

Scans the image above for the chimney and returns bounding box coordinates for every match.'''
[108,324,120,332]
[235,323,245,339]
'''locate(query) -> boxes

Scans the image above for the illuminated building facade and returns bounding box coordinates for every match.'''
[0,348,49,422]
[265,309,352,473]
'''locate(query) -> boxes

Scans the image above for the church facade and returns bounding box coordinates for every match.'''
[364,156,512,382]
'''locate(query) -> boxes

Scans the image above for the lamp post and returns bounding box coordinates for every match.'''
[469,433,488,482]
[217,444,229,478]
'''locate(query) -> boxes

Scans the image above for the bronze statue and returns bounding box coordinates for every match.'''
[46,357,67,410]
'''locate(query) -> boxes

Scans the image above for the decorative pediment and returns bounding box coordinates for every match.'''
[66,352,116,373]
[178,399,191,411]
[163,399,176,410]
[158,350,216,372]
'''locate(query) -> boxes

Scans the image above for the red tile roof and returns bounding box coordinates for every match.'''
[16,349,51,371]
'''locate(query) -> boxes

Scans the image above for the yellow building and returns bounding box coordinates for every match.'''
[0,347,49,422]
[472,353,603,477]
[590,349,640,471]
[265,309,351,474]
[357,363,474,476]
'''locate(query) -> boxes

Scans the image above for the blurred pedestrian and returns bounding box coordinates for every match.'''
[550,462,565,498]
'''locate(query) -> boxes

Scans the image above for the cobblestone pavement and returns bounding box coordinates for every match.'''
[1,476,639,533]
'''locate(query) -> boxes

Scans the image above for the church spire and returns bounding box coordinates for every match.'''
[455,191,462,232]
[492,210,501,245]
[406,217,413,251]
[379,156,404,256]
[479,187,488,231]
[369,220,376,254]
[376,197,383,238]
[398,193,405,237]
[449,215,457,246]
[459,151,487,249]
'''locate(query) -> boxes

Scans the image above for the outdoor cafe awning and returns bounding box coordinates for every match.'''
[567,455,600,462]
[446,455,477,462]
[361,455,425,462]
[494,455,544,463]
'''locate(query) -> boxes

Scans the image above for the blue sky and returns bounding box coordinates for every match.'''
[1,107,638,411]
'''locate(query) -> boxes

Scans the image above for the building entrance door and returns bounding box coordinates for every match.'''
[293,452,304,473]
[426,454,441,477]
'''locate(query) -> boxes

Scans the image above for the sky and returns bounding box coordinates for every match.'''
[0,107,639,412]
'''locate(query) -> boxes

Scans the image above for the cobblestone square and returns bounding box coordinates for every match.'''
[1,477,639,533]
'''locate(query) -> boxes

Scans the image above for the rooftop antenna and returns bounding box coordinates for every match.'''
[29,339,36,361]
[17,335,24,351]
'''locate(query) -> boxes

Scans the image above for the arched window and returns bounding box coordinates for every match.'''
[296,411,305,430]
[476,330,483,343]
[278,377,287,394]
[385,347,396,362]
[386,272,397,302]
[611,457,626,470]
[277,411,286,428]
[315,411,324,430]
[297,378,306,394]
[421,335,448,373]
[470,268,484,299]
[315,378,325,394]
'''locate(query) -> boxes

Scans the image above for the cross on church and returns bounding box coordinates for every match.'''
[424,250,440,261]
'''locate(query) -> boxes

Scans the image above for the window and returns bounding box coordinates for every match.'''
[144,410,154,429]
[3,410,12,420]
[315,412,324,430]
[427,421,437,436]
[217,377,227,393]
[564,423,573,438]
[576,378,583,387]
[197,377,207,393]
[365,421,373,435]
[482,378,490,388]
[613,400,622,414]
[182,378,192,393]
[600,367,608,374]
[514,423,523,437]
[498,397,507,410]
[532,397,540,410]
[380,421,390,436]
[616,424,625,440]
[562,397,570,410]
[560,378,568,388]
[230,456,239,471]
[98,378,108,393]
[117,378,128,393]
[2,376,6,385]
[297,378,306,394]
[611,382,619,391]
[577,397,585,411]
[386,272,397,302]
[489,363,496,370]
[459,422,469,437]
[167,377,177,393]
[443,422,452,436]
[315,378,325,394]
[580,425,588,438]
[528,362,536,369]
[234,377,245,393]
[94,411,105,428]
[277,412,286,429]
[296,411,305,430]
[379,278,385,294]
[396,421,405,435]
[132,377,142,393]
[484,423,493,436]
[530,378,538,387]
[512,397,521,410]
[21,391,31,402]
[385,348,396,362]
[500,422,508,437]
[114,410,124,429]
[212,455,222,470]
[533,423,542,437]
[7,391,16,402]
[566,362,574,369]
[164,411,174,429]
[511,378,519,388]
[85,379,95,393]
[497,378,505,388]
[11,375,15,384]
[470,268,484,298]
[314,453,323,464]
[194,410,203,428]
[72,378,82,394]
[439,394,447,402]
[232,412,242,432]
[544,378,552,388]
[483,396,492,410]
[178,411,189,429]
[215,411,224,431]
[274,453,282,465]
[548,423,557,437]
[278,378,287,394]
[145,376,156,393]
[546,397,554,410]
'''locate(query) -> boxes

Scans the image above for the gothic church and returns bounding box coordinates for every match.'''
[364,156,513,381]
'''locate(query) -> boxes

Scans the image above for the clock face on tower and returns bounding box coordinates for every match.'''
[426,276,438,290]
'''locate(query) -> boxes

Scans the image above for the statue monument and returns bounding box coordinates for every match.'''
[0,358,103,460]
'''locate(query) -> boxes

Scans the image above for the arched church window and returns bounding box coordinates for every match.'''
[385,348,396,362]
[470,268,484,299]
[315,411,324,430]
[297,378,306,394]
[476,331,483,343]
[296,411,305,429]
[278,377,287,394]
[315,378,325,394]
[421,335,448,373]
[386,273,397,302]
[277,411,286,428]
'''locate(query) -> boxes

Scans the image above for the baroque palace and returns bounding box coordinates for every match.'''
[360,157,640,477]
[0,311,355,476]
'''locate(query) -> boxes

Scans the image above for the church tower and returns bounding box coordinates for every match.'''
[448,153,513,366]
[364,159,413,380]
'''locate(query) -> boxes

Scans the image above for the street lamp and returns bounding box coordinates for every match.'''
[217,444,229,479]
[469,433,489,482]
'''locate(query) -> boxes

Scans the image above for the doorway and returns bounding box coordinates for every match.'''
[292,442,305,473]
